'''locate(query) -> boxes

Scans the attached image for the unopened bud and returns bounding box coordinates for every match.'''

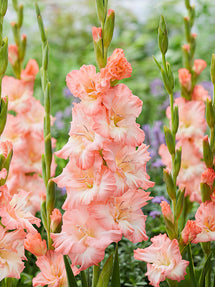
[163,169,176,200]
[203,135,213,168]
[173,147,182,178]
[103,9,115,48]
[17,4,23,28]
[0,97,8,135]
[164,126,175,155]
[0,37,8,77]
[96,0,108,24]
[206,99,215,129]
[50,208,62,233]
[201,182,212,202]
[92,27,106,69]
[12,0,18,11]
[172,105,179,135]
[41,200,48,231]
[46,180,55,215]
[184,17,191,42]
[185,0,190,9]
[20,34,27,62]
[0,0,8,16]
[158,15,168,55]
[189,5,195,28]
[182,45,191,71]
[166,62,174,91]
[175,189,185,221]
[190,33,196,59]
[35,3,47,44]
[210,54,215,85]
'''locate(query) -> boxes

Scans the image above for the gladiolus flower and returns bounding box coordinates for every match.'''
[181,220,201,244]
[178,68,192,91]
[193,59,207,75]
[24,232,47,257]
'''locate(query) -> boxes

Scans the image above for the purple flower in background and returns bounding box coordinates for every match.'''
[152,196,169,204]
[55,119,65,130]
[150,78,164,96]
[64,106,72,118]
[200,81,213,97]
[152,159,164,168]
[60,187,67,196]
[63,87,74,99]
[55,111,63,120]
[149,210,161,218]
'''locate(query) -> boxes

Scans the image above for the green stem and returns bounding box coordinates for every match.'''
[167,278,177,287]
[92,263,100,287]
[81,271,88,287]
[162,53,167,73]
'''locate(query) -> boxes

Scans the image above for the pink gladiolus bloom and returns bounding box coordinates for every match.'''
[21,59,39,82]
[160,201,174,223]
[51,208,121,271]
[182,44,190,52]
[0,226,26,281]
[24,232,47,257]
[54,158,116,208]
[2,76,33,113]
[178,68,192,91]
[181,220,202,244]
[103,48,132,81]
[93,84,145,146]
[92,27,102,42]
[201,168,215,190]
[166,97,207,139]
[193,201,215,243]
[0,190,40,233]
[89,188,152,243]
[193,59,207,75]
[33,250,79,287]
[192,85,210,102]
[134,234,189,286]
[50,209,62,232]
[8,44,18,66]
[0,168,7,180]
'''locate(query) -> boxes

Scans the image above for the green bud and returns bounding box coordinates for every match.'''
[203,136,213,168]
[0,148,13,185]
[173,147,182,178]
[175,189,185,221]
[103,9,115,48]
[201,182,212,203]
[181,86,192,100]
[12,0,18,11]
[11,22,19,46]
[163,218,177,240]
[210,54,215,84]
[45,133,52,171]
[189,6,195,28]
[43,43,49,71]
[35,3,47,44]
[190,34,196,59]
[96,0,108,24]
[206,99,215,129]
[42,154,47,185]
[19,35,26,63]
[184,17,191,43]
[46,180,55,215]
[182,45,191,71]
[44,82,51,113]
[0,37,8,77]
[0,97,8,135]
[0,154,5,170]
[0,0,8,16]
[166,62,174,91]
[172,105,179,135]
[92,27,106,69]
[164,126,175,155]
[158,15,168,55]
[185,0,190,9]
[41,200,48,231]
[17,5,23,28]
[163,169,176,200]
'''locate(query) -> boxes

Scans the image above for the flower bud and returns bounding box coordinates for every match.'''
[96,0,108,24]
[190,33,196,59]
[184,17,191,42]
[41,200,48,231]
[163,169,176,200]
[42,154,47,185]
[160,201,177,239]
[182,44,191,71]
[46,180,55,216]
[193,59,207,76]
[172,105,179,135]
[45,133,52,170]
[0,97,8,136]
[17,4,23,28]
[201,182,212,203]
[164,126,175,155]
[189,5,195,28]
[0,0,8,17]
[8,44,18,67]
[12,0,18,11]
[11,22,19,46]
[50,208,62,233]
[175,189,185,221]
[210,54,215,84]
[158,15,168,55]
[206,98,215,129]
[24,232,47,257]
[0,37,8,77]
[35,4,46,43]
[103,9,115,48]
[203,135,213,168]
[166,62,174,91]
[185,0,190,9]
[92,27,106,69]
[20,34,27,62]
[173,147,182,178]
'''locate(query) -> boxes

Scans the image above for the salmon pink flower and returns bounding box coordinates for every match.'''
[134,234,189,286]
[193,59,207,75]
[201,168,215,190]
[160,201,174,223]
[21,59,39,82]
[33,250,79,287]
[92,27,102,42]
[51,207,121,271]
[193,201,215,243]
[103,48,132,81]
[181,220,201,244]
[24,232,47,257]
[0,226,26,281]
[89,188,152,243]
[192,85,210,102]
[50,209,62,232]
[178,68,192,91]
[8,44,18,66]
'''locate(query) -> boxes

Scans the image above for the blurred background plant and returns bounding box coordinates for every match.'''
[3,0,215,285]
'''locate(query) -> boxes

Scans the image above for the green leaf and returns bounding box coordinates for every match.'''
[96,254,113,287]
[63,255,78,287]
[111,244,120,287]
[199,252,212,287]
[187,244,197,287]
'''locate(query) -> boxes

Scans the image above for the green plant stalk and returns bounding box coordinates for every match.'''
[92,263,100,287]
[36,3,55,250]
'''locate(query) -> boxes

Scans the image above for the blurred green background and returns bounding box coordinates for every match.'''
[3,0,215,286]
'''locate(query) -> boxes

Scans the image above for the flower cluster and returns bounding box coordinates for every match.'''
[52,48,154,272]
